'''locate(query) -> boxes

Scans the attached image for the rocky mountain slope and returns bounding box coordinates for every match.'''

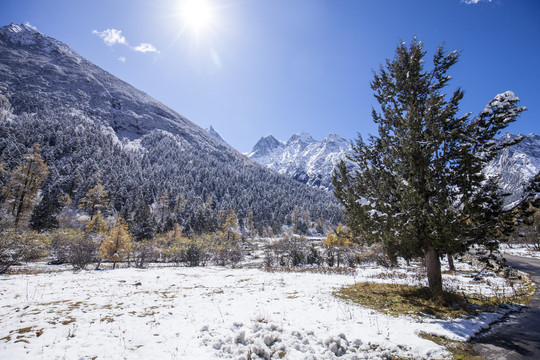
[485,132,540,208]
[0,23,341,233]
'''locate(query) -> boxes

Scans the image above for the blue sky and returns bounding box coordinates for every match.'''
[1,0,539,152]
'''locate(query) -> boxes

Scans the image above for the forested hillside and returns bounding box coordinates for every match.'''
[0,24,341,236]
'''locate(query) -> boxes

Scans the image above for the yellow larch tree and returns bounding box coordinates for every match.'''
[99,217,132,269]
[2,144,48,227]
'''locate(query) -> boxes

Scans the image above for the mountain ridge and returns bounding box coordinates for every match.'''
[247,130,540,206]
[0,23,341,234]
[247,131,353,190]
[0,23,221,149]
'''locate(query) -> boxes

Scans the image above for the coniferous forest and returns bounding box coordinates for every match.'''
[0,100,341,234]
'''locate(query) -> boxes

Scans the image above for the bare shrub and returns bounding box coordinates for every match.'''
[356,243,393,267]
[132,240,159,268]
[267,235,310,267]
[49,229,98,270]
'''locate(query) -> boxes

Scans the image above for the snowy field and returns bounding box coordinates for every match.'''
[500,243,540,260]
[0,257,527,360]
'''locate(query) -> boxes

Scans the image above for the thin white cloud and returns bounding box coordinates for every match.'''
[462,0,493,4]
[118,56,126,63]
[133,43,159,53]
[92,29,159,55]
[92,29,127,46]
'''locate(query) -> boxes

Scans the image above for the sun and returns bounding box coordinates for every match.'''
[180,0,215,34]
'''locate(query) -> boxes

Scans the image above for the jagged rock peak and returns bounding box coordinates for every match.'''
[248,131,353,190]
[287,131,315,145]
[1,23,39,37]
[206,125,228,145]
[485,132,540,208]
[252,135,284,153]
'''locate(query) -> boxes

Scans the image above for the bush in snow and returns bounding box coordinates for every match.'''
[48,228,99,269]
[265,235,312,267]
[132,239,159,268]
[0,228,49,273]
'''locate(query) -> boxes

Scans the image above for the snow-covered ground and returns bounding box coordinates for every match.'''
[0,258,526,360]
[500,243,540,260]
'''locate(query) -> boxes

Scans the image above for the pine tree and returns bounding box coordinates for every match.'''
[29,191,59,231]
[291,205,300,233]
[132,202,156,241]
[245,206,255,239]
[2,144,48,227]
[78,180,109,219]
[155,191,170,232]
[99,217,132,269]
[333,38,526,295]
[316,215,325,235]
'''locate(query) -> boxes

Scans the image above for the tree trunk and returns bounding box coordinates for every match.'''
[447,254,455,272]
[425,246,443,297]
[14,189,27,227]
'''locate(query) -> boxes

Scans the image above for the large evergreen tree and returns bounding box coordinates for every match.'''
[29,191,60,231]
[332,39,526,295]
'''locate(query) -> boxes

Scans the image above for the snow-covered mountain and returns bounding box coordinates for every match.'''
[485,132,540,208]
[0,23,342,231]
[247,131,353,190]
[248,130,540,205]
[206,126,228,145]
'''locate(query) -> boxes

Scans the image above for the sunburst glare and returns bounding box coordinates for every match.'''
[179,0,215,35]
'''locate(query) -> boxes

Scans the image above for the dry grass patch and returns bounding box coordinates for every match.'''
[1,326,44,343]
[334,282,527,319]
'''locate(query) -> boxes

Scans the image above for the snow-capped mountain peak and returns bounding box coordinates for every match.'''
[1,23,48,47]
[0,23,84,62]
[248,132,353,189]
[2,23,39,37]
[248,129,539,200]
[206,125,228,145]
[251,135,283,153]
[287,131,315,146]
